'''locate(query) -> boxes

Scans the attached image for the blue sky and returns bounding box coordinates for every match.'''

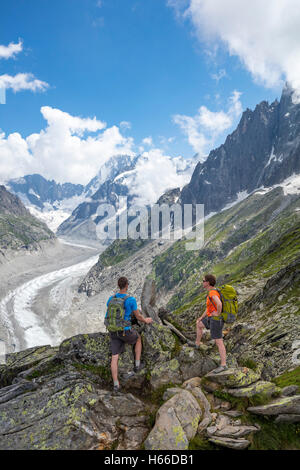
[0,0,295,185]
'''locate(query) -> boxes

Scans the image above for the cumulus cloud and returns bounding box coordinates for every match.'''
[0,40,23,59]
[169,0,300,102]
[127,149,191,206]
[0,73,49,93]
[0,40,49,94]
[142,136,153,146]
[0,107,135,184]
[173,90,242,159]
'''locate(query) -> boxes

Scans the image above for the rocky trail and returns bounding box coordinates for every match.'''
[0,279,299,450]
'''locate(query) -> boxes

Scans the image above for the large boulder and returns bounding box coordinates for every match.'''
[141,323,176,366]
[0,367,150,450]
[144,389,202,450]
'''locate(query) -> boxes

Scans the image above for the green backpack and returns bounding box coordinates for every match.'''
[104,295,132,332]
[208,285,238,324]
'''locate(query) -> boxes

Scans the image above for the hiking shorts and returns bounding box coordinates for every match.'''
[201,316,224,340]
[110,330,139,356]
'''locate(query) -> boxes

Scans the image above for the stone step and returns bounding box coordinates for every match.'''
[208,436,251,450]
[247,395,300,416]
[205,366,262,389]
[225,380,279,398]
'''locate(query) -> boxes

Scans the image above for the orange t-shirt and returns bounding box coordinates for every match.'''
[206,290,221,317]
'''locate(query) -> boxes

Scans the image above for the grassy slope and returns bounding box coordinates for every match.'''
[152,188,300,310]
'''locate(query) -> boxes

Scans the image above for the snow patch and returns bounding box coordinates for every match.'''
[28,188,40,199]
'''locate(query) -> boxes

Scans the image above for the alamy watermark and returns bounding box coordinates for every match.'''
[0,86,6,105]
[93,196,204,251]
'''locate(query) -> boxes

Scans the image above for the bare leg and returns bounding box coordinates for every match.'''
[215,338,226,366]
[196,319,205,346]
[134,335,142,361]
[111,354,119,383]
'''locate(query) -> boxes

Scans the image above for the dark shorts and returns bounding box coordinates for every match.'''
[110,330,139,356]
[201,316,224,340]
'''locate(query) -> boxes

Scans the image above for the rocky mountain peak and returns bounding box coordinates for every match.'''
[180,86,300,215]
[0,185,29,217]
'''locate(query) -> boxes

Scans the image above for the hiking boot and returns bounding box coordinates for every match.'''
[212,365,228,374]
[113,384,120,394]
[133,362,145,373]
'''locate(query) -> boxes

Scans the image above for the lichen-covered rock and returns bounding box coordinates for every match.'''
[59,332,111,365]
[0,345,58,387]
[247,395,300,416]
[0,368,150,450]
[144,390,202,450]
[177,346,216,381]
[225,380,279,398]
[205,366,262,389]
[58,332,140,382]
[141,323,176,366]
[149,359,182,390]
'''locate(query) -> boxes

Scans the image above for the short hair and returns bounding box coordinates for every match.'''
[204,274,216,286]
[118,276,128,289]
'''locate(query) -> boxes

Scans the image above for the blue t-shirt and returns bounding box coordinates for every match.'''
[106,293,138,331]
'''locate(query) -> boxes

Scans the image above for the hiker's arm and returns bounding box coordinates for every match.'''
[198,309,208,321]
[211,295,222,315]
[132,309,153,324]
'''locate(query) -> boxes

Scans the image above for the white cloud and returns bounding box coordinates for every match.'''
[0,73,49,93]
[169,0,300,103]
[0,107,135,185]
[0,41,49,94]
[173,90,242,159]
[0,40,23,60]
[127,149,191,206]
[142,136,153,146]
[120,121,131,130]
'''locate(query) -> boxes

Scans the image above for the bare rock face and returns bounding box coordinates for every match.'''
[0,186,55,256]
[180,85,300,215]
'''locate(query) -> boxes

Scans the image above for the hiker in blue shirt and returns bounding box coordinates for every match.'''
[105,276,153,392]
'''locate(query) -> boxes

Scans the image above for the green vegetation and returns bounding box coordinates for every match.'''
[99,238,149,267]
[247,415,300,450]
[26,364,64,380]
[72,362,111,382]
[188,434,218,450]
[149,188,300,311]
[150,382,179,407]
[272,366,300,391]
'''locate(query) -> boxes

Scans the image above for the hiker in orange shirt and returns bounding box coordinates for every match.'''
[196,273,227,374]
